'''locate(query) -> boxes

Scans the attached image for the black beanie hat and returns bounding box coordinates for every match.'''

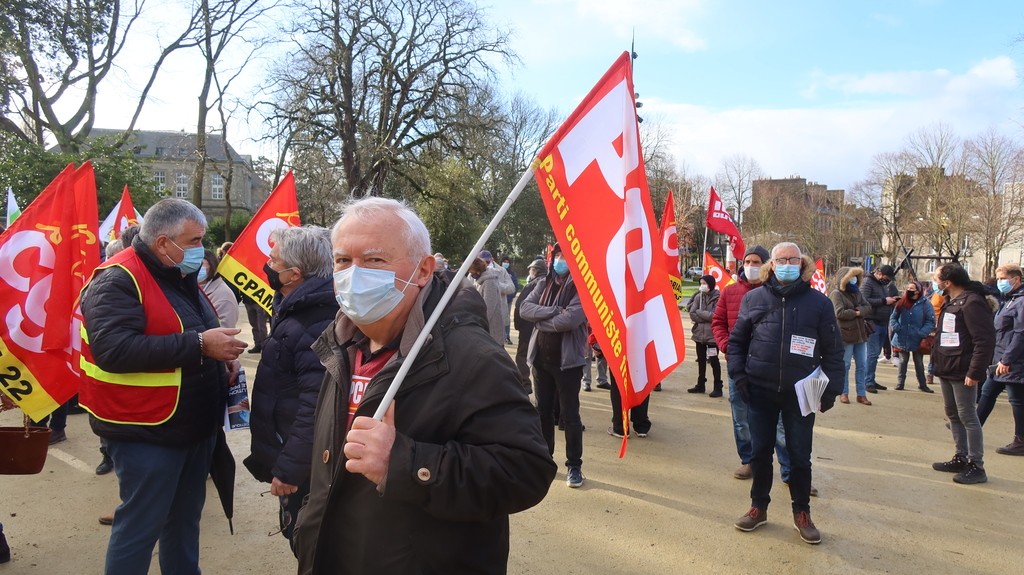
[700,274,716,291]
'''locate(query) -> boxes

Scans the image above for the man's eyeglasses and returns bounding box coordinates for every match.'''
[773,257,802,265]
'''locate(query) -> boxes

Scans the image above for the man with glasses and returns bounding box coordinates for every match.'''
[862,264,899,393]
[728,242,844,545]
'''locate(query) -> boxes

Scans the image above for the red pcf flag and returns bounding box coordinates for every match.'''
[0,163,100,420]
[659,191,684,305]
[811,258,828,294]
[532,52,686,439]
[112,185,140,240]
[217,171,300,314]
[703,251,736,290]
[706,186,745,263]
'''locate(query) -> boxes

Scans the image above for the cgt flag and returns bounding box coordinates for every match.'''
[532,51,686,446]
[111,186,141,240]
[811,258,828,294]
[706,186,745,263]
[659,191,684,306]
[0,163,100,420]
[703,251,736,289]
[217,171,300,314]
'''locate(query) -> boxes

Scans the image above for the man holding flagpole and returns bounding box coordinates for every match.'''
[293,197,555,574]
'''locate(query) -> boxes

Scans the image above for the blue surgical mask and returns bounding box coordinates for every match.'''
[997,279,1013,294]
[553,258,569,276]
[849,276,857,285]
[197,266,209,283]
[168,239,205,276]
[502,262,510,269]
[775,264,801,283]
[333,265,418,325]
[932,280,943,295]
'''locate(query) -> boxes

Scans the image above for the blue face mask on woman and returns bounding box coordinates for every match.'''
[775,264,801,283]
[553,258,569,276]
[168,240,205,276]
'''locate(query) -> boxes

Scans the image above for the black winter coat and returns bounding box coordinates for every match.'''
[727,261,844,407]
[861,274,898,323]
[245,276,338,486]
[932,289,996,382]
[81,239,226,446]
[293,274,556,574]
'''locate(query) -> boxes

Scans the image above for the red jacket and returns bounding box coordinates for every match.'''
[711,275,760,353]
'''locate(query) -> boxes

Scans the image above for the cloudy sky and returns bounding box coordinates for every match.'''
[87,0,1024,193]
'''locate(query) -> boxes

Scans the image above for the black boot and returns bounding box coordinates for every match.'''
[708,382,724,398]
[687,381,706,394]
[96,447,113,475]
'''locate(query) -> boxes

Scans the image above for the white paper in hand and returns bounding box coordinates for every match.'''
[795,366,829,417]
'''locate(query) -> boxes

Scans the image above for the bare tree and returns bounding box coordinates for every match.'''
[964,128,1024,277]
[856,150,916,261]
[261,0,514,198]
[715,154,762,228]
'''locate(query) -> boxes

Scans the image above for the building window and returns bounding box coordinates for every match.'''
[175,172,189,198]
[153,170,166,196]
[211,173,225,200]
[154,146,164,157]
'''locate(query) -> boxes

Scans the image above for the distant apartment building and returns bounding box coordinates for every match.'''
[743,176,876,273]
[89,128,269,217]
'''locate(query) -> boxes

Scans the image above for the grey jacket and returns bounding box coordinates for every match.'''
[474,266,514,344]
[520,274,588,370]
[993,286,1024,384]
[688,288,719,345]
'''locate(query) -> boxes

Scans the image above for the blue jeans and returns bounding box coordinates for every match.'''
[937,377,984,466]
[865,322,885,387]
[843,342,868,396]
[729,377,791,481]
[748,386,814,513]
[105,434,217,575]
[977,376,1024,437]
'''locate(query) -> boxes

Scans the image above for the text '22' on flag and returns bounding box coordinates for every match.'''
[532,52,686,444]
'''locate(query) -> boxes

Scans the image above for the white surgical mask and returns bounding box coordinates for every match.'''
[699,285,709,293]
[333,265,418,324]
[745,265,761,279]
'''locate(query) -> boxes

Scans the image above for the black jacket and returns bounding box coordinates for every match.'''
[81,238,226,446]
[861,274,898,324]
[932,288,996,382]
[293,274,556,574]
[245,276,338,486]
[727,257,844,407]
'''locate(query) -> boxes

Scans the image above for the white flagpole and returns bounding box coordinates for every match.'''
[372,164,537,420]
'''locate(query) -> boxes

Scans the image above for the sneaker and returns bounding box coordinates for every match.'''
[953,461,988,484]
[635,430,649,438]
[932,453,968,473]
[793,511,821,544]
[583,383,592,392]
[504,337,513,345]
[686,384,705,394]
[733,463,753,480]
[607,427,628,439]
[48,429,67,445]
[734,507,767,531]
[566,466,585,488]
[996,436,1024,456]
[596,382,611,390]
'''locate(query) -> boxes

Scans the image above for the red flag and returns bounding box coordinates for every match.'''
[112,185,140,239]
[0,163,100,420]
[706,186,745,262]
[703,252,736,289]
[532,52,686,453]
[811,258,828,294]
[217,171,300,314]
[660,192,684,305]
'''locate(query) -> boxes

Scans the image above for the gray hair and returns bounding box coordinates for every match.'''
[139,199,207,245]
[270,226,333,278]
[332,197,431,258]
[771,241,802,259]
[104,239,124,258]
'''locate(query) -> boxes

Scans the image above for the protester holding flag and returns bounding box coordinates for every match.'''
[78,198,248,573]
[829,267,873,405]
[712,245,795,485]
[293,197,555,573]
[687,274,724,397]
[520,242,590,488]
[729,242,844,545]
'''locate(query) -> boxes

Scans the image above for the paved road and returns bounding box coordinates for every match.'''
[2,308,1020,574]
